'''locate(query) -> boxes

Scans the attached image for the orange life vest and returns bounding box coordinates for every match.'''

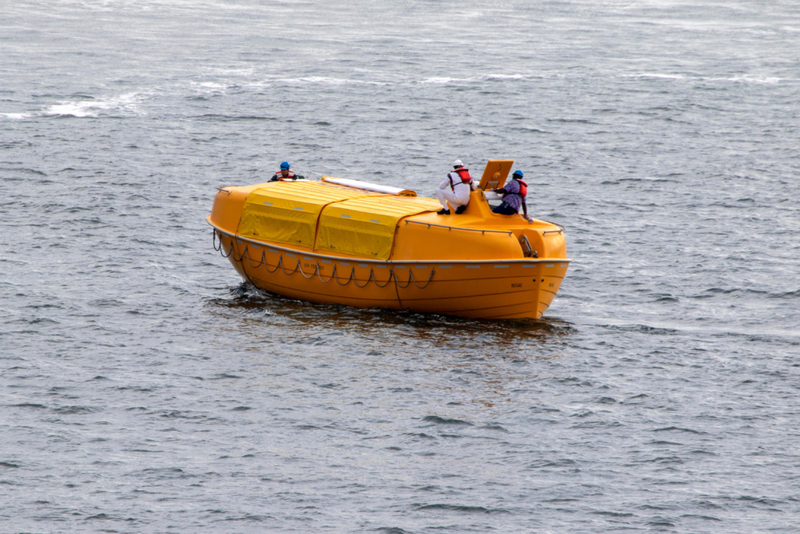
[518,179,527,198]
[448,167,472,191]
[274,170,296,181]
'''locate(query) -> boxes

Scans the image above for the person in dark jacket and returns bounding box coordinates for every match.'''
[493,170,532,222]
[269,161,304,182]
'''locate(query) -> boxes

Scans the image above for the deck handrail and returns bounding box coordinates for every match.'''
[403,219,513,236]
[209,219,571,265]
[542,222,565,235]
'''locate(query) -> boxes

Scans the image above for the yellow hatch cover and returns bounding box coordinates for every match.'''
[238,181,377,247]
[316,196,442,260]
[477,159,514,190]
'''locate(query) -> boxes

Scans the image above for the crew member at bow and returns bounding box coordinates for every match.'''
[436,159,475,215]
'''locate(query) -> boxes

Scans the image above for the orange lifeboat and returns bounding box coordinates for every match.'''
[207,160,570,320]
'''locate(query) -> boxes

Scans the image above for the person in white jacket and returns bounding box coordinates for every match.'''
[436,159,476,215]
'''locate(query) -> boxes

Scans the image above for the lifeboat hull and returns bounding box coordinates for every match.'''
[208,171,569,320]
[212,229,569,320]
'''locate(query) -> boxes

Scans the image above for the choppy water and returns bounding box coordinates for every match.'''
[2,1,800,532]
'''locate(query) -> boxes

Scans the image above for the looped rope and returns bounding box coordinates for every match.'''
[396,268,435,289]
[243,247,266,269]
[371,269,394,288]
[232,241,248,262]
[264,254,281,274]
[353,268,374,288]
[280,258,300,276]
[297,260,318,279]
[412,268,435,289]
[317,264,337,283]
[214,230,235,258]
[334,267,355,286]
[213,229,222,251]
[213,231,436,291]
[394,269,412,289]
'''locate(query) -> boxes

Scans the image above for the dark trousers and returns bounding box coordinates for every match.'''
[492,202,517,215]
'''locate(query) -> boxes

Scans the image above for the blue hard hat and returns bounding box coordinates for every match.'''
[280,161,291,170]
[512,170,524,178]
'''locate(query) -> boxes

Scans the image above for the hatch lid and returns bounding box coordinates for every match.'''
[477,160,514,190]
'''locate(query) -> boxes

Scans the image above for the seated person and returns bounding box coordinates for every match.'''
[493,170,532,222]
[270,161,304,182]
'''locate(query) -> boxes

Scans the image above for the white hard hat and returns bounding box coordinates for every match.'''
[452,159,464,167]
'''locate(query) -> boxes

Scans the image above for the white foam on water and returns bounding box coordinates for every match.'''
[418,77,469,85]
[278,76,389,86]
[43,92,144,118]
[728,74,781,85]
[188,81,230,95]
[0,112,31,120]
[626,73,782,85]
[484,74,527,81]
[623,73,687,80]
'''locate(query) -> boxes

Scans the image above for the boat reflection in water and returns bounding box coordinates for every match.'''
[208,160,570,321]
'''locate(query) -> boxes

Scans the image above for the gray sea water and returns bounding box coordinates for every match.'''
[2,1,800,532]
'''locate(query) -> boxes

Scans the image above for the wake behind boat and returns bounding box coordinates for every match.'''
[208,160,570,320]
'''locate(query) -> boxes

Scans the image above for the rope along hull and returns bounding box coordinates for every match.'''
[213,227,568,320]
